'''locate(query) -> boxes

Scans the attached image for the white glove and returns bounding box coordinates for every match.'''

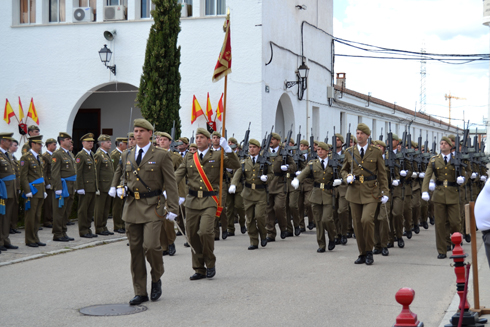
[228,185,236,194]
[44,192,47,199]
[481,176,487,182]
[421,192,430,201]
[400,170,407,177]
[412,172,418,178]
[226,168,233,173]
[291,178,299,189]
[281,165,289,171]
[419,172,425,178]
[429,181,436,191]
[116,188,124,198]
[25,192,33,198]
[220,137,232,153]
[55,190,62,196]
[333,179,342,187]
[471,172,477,179]
[457,176,465,185]
[95,190,100,196]
[108,187,116,198]
[392,180,399,187]
[381,196,389,204]
[260,175,268,182]
[179,197,185,205]
[46,184,51,190]
[163,191,167,199]
[296,171,302,176]
[77,189,85,195]
[166,212,177,221]
[347,175,355,184]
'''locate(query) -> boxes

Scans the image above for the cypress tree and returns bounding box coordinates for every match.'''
[137,0,181,137]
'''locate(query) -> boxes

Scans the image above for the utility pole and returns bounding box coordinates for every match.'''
[445,92,466,125]
[419,44,426,114]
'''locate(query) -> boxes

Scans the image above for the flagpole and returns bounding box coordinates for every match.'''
[218,76,228,210]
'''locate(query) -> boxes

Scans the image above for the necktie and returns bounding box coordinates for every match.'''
[36,155,41,164]
[5,152,9,161]
[252,157,256,165]
[136,149,143,166]
[360,148,364,159]
[321,159,325,170]
[272,149,275,153]
[200,153,203,161]
[444,156,447,165]
[181,152,185,158]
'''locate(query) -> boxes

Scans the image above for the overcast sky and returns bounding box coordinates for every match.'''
[333,0,489,130]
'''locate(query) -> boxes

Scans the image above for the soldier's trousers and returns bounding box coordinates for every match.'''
[244,197,267,247]
[214,188,227,238]
[374,202,390,250]
[391,196,404,241]
[112,196,125,230]
[126,220,164,297]
[420,195,428,225]
[266,192,287,240]
[298,189,313,230]
[43,189,54,226]
[160,218,176,251]
[0,198,14,246]
[403,195,413,233]
[11,194,19,230]
[350,202,378,256]
[428,197,434,219]
[52,194,74,239]
[25,197,43,245]
[186,206,216,275]
[311,203,337,250]
[333,193,349,236]
[433,202,460,254]
[287,190,301,232]
[226,192,246,233]
[459,195,469,235]
[411,189,421,228]
[78,192,96,236]
[95,192,111,233]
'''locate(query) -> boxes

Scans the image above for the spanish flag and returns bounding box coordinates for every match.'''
[191,95,203,124]
[206,93,213,122]
[18,97,24,121]
[3,99,15,124]
[212,10,232,83]
[27,98,39,124]
[216,93,223,122]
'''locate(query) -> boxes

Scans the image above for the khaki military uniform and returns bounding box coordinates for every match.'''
[75,149,98,236]
[422,154,462,255]
[332,150,349,240]
[297,158,338,250]
[298,152,314,230]
[419,159,429,227]
[0,150,16,247]
[111,144,179,297]
[231,156,268,246]
[175,148,240,275]
[94,148,114,234]
[110,148,125,231]
[341,145,389,256]
[50,147,77,240]
[411,157,422,231]
[10,154,20,231]
[212,147,229,240]
[20,150,45,245]
[390,150,413,241]
[21,143,30,156]
[42,151,54,227]
[374,151,392,250]
[226,152,246,234]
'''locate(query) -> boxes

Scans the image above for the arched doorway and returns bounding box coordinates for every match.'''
[69,82,143,153]
[275,93,295,140]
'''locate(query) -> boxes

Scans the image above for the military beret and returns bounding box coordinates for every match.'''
[271,133,281,141]
[80,133,95,142]
[133,118,154,131]
[249,139,260,147]
[196,127,211,138]
[189,143,198,148]
[58,132,71,139]
[356,123,371,136]
[317,142,330,151]
[228,137,237,144]
[300,139,309,146]
[116,137,128,143]
[392,134,400,142]
[448,134,455,142]
[159,132,172,141]
[45,138,56,144]
[98,134,111,142]
[28,125,40,132]
[411,141,418,148]
[11,138,18,144]
[128,132,135,138]
[375,140,386,148]
[441,136,453,147]
[350,135,357,144]
[28,135,43,144]
[335,133,344,144]
[313,140,319,145]
[0,132,14,140]
[179,137,189,144]
[289,138,295,144]
[212,131,221,138]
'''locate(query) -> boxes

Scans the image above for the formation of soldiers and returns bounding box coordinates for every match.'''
[0,120,488,304]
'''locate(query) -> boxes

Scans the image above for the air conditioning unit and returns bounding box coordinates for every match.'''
[73,7,94,23]
[181,4,188,17]
[104,5,126,21]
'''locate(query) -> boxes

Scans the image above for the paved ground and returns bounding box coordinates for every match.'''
[0,219,489,327]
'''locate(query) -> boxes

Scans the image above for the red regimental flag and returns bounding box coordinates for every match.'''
[212,11,231,83]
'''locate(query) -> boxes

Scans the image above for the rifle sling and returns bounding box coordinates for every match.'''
[128,149,152,192]
[351,150,377,177]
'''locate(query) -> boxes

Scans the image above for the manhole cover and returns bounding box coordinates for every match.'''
[80,304,147,316]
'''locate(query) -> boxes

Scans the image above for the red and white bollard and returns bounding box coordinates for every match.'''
[393,287,424,327]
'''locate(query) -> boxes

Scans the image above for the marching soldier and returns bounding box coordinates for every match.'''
[42,138,57,228]
[418,144,430,230]
[211,131,229,240]
[341,124,389,265]
[175,128,240,280]
[94,135,114,236]
[9,138,21,234]
[292,142,341,252]
[0,133,19,252]
[226,137,247,236]
[177,137,189,158]
[333,133,349,245]
[373,140,390,256]
[229,138,268,249]
[421,136,466,258]
[286,138,301,236]
[75,133,98,238]
[297,140,314,232]
[20,135,47,247]
[51,132,77,242]
[21,125,40,155]
[109,119,179,305]
[110,137,128,233]
[346,135,357,237]
[411,141,422,235]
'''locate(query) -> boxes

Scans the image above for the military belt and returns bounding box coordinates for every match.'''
[127,189,162,199]
[435,180,458,187]
[482,229,490,236]
[245,182,266,190]
[189,189,219,198]
[355,175,377,182]
[313,182,333,190]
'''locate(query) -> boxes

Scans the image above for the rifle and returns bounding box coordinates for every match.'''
[257,126,274,202]
[431,136,437,156]
[386,123,400,202]
[397,126,408,200]
[261,131,267,150]
[190,131,195,144]
[413,129,423,186]
[169,120,182,152]
[280,124,294,192]
[345,123,351,150]
[292,126,305,174]
[461,123,472,200]
[309,127,318,160]
[451,131,467,197]
[324,131,329,144]
[421,131,431,166]
[238,122,251,160]
[379,128,383,141]
[119,107,134,199]
[329,126,343,209]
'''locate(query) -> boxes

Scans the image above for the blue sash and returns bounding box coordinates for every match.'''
[22,177,45,211]
[0,174,16,215]
[56,175,77,208]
